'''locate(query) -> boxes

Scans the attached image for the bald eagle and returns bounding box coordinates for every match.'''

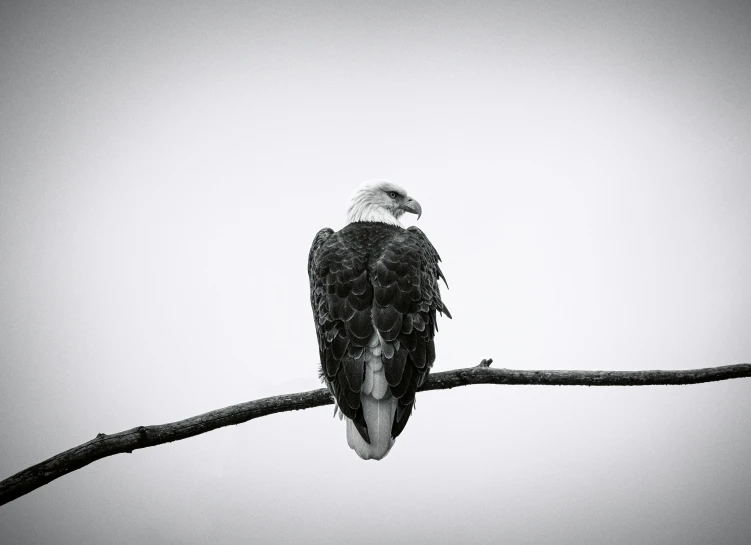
[308,181,451,460]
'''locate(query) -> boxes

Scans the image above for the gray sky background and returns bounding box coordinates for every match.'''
[1,1,750,543]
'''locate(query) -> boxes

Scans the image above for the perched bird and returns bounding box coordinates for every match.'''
[308,181,451,460]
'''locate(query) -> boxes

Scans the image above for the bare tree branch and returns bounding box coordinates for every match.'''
[2,361,750,507]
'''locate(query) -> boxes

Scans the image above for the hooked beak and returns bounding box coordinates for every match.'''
[400,197,422,220]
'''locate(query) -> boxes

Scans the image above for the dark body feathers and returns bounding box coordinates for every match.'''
[308,221,450,443]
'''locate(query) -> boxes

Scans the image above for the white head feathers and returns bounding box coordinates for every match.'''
[346,181,422,226]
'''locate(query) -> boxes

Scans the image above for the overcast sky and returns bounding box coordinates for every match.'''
[1,1,750,543]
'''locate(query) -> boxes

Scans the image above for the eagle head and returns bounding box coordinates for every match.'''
[346,181,422,226]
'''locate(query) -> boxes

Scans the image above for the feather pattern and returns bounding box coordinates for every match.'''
[308,219,448,460]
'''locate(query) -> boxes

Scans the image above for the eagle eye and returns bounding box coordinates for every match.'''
[389,191,397,199]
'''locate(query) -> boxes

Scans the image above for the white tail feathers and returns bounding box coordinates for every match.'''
[344,340,397,460]
[346,395,396,460]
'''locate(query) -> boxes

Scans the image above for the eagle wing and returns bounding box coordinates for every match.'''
[308,227,372,437]
[374,226,450,436]
[308,223,449,442]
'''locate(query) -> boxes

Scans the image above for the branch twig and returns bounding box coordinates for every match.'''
[1,362,749,506]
